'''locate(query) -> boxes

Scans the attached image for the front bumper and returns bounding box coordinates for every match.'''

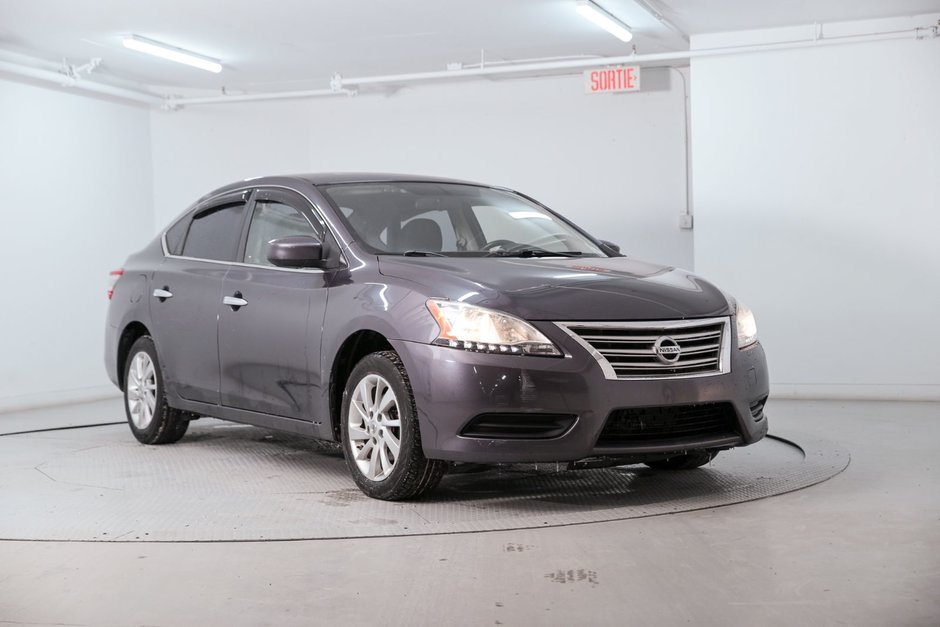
[392,325,769,464]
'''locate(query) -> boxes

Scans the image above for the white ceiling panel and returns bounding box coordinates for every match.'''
[656,0,940,35]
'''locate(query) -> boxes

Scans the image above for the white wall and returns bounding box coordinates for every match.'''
[151,99,312,226]
[0,79,154,411]
[152,70,693,268]
[691,16,940,400]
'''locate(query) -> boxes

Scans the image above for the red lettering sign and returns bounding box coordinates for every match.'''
[584,66,641,94]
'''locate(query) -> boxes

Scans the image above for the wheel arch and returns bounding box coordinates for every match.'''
[116,321,151,391]
[329,329,394,439]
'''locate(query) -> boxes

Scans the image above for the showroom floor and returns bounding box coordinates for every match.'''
[1,399,937,626]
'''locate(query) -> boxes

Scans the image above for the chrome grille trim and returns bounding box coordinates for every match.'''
[555,317,732,380]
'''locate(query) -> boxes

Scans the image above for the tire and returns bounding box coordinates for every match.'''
[341,350,445,501]
[123,336,190,445]
[645,450,718,470]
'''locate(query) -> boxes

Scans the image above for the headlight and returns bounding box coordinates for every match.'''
[426,299,561,356]
[735,301,758,348]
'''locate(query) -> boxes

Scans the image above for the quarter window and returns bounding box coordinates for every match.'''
[181,203,247,261]
[164,217,189,255]
[243,200,317,266]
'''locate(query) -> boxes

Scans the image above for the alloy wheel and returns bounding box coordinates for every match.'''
[126,350,157,430]
[347,374,401,481]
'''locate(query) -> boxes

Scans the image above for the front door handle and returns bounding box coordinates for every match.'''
[153,287,173,301]
[223,293,248,310]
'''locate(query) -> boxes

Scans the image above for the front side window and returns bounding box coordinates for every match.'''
[243,200,317,266]
[321,182,605,257]
[181,203,246,261]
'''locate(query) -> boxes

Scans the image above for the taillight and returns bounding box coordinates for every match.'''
[108,269,124,299]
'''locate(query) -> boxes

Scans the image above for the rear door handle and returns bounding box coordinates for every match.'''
[223,293,248,310]
[153,288,173,300]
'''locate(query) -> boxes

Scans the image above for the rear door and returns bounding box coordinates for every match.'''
[150,191,249,405]
[217,188,331,419]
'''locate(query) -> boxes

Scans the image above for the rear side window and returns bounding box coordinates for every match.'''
[181,203,246,261]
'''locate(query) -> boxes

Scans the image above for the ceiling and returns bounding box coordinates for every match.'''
[1,0,938,94]
[655,0,940,35]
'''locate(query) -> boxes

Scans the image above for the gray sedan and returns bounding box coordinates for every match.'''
[105,173,769,500]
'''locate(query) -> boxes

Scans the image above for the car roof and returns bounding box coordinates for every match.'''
[194,173,507,209]
[294,172,486,186]
[225,172,489,189]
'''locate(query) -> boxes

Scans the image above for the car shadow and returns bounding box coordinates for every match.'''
[183,421,747,513]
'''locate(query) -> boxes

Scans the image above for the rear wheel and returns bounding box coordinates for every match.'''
[645,450,718,470]
[123,336,190,445]
[341,351,445,500]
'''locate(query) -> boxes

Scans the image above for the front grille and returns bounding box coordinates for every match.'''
[557,317,730,379]
[597,403,738,445]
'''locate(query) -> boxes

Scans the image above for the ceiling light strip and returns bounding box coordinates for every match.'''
[576,1,633,43]
[122,35,222,73]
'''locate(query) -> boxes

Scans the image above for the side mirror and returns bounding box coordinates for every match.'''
[599,239,621,254]
[267,235,325,268]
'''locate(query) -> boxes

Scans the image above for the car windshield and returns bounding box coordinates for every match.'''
[320,182,607,257]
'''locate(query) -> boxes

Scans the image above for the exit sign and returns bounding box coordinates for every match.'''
[584,66,641,94]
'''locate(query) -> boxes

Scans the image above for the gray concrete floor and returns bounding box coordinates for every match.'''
[1,399,937,626]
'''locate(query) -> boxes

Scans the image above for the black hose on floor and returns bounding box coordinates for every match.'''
[0,422,125,437]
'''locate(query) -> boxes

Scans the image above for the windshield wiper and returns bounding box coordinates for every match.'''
[402,250,447,257]
[487,247,583,258]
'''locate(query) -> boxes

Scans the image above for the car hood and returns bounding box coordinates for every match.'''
[377,256,731,321]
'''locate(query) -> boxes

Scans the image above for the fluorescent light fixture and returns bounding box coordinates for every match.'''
[122,35,222,73]
[576,0,633,43]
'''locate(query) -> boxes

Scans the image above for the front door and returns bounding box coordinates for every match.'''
[218,188,330,419]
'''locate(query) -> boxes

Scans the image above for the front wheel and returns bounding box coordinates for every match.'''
[123,336,190,445]
[644,450,718,470]
[341,351,445,501]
